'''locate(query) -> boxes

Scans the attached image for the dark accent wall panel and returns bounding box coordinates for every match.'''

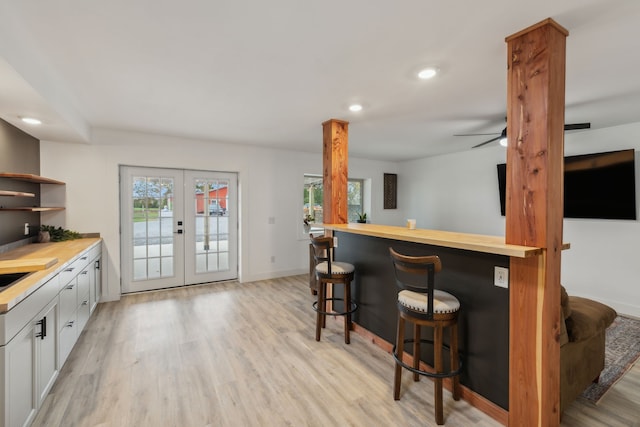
[0,119,41,245]
[334,230,510,410]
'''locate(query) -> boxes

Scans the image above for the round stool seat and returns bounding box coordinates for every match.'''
[315,261,355,275]
[398,289,460,314]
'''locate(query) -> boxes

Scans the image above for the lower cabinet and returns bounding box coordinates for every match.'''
[0,240,101,427]
[1,298,57,427]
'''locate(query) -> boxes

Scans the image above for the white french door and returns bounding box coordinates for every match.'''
[120,166,238,293]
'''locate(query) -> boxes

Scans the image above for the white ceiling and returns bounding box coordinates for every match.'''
[1,0,639,161]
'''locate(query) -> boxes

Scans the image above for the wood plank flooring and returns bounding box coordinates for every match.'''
[32,275,640,427]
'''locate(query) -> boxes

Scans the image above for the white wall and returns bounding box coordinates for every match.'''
[40,128,402,302]
[400,122,640,317]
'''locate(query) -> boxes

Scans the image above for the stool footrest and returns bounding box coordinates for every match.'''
[392,338,463,379]
[313,297,358,316]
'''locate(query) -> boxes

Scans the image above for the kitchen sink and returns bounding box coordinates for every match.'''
[0,272,30,291]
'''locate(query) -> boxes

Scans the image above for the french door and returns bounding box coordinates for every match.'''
[120,166,238,293]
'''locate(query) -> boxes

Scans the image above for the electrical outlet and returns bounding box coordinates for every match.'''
[333,236,338,247]
[494,266,509,288]
[24,223,29,235]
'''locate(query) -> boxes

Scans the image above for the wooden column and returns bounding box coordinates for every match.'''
[505,19,568,426]
[322,119,349,224]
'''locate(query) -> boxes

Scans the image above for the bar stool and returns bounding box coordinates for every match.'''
[389,247,462,425]
[310,234,357,344]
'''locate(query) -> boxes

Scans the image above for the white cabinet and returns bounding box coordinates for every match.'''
[89,257,101,314]
[1,298,57,427]
[57,277,77,365]
[57,249,98,368]
[35,301,57,409]
[1,319,36,427]
[0,240,101,427]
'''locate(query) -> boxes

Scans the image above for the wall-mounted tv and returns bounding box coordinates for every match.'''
[497,149,637,220]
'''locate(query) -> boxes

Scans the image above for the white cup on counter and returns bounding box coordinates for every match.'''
[407,219,416,229]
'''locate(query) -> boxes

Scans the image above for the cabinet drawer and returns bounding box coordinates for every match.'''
[76,298,91,333]
[77,269,90,301]
[58,314,77,365]
[57,262,79,289]
[58,280,77,328]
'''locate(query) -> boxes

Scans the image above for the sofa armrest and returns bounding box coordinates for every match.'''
[565,296,617,342]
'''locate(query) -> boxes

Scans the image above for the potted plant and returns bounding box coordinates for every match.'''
[357,213,367,223]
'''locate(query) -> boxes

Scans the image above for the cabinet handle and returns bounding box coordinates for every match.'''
[65,267,75,272]
[80,256,88,260]
[81,271,89,275]
[66,284,75,290]
[95,260,100,270]
[66,320,75,328]
[35,316,47,340]
[82,300,89,306]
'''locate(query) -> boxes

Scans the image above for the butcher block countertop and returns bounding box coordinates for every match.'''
[322,223,569,258]
[0,238,101,313]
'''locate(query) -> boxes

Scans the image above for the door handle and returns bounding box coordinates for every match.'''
[174,229,183,234]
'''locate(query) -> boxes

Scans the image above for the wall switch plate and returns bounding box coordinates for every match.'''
[24,223,29,235]
[333,237,338,247]
[494,266,509,288]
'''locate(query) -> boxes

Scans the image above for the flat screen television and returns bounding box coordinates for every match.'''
[497,149,637,220]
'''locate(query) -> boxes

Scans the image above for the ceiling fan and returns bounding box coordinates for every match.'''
[456,122,591,148]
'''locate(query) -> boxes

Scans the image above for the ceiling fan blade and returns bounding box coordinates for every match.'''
[454,132,501,137]
[472,135,502,148]
[564,122,591,131]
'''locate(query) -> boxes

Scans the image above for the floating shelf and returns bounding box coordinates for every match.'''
[0,207,65,212]
[0,190,36,197]
[0,173,65,185]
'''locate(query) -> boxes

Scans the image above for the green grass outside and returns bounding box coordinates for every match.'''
[133,208,160,222]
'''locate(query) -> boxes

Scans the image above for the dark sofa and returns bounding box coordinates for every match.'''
[560,286,617,413]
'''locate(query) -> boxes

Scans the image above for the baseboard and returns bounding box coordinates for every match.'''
[240,268,307,283]
[581,295,640,319]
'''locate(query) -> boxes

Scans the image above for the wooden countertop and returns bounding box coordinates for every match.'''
[322,223,568,258]
[0,238,101,313]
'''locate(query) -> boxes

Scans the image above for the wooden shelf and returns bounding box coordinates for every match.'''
[0,190,36,197]
[0,173,65,185]
[0,207,65,212]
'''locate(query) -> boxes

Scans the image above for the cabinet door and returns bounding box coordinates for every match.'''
[89,257,101,313]
[3,322,37,427]
[36,301,58,408]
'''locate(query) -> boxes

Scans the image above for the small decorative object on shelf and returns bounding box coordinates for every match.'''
[38,230,50,243]
[357,213,367,223]
[40,225,81,242]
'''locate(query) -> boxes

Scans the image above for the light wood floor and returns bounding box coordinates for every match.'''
[32,275,640,427]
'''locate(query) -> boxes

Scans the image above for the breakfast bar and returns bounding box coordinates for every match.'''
[322,223,545,414]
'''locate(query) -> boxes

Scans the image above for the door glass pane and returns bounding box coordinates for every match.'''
[131,175,175,281]
[192,178,230,274]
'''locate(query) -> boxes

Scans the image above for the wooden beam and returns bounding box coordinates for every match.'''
[322,119,349,224]
[505,18,568,427]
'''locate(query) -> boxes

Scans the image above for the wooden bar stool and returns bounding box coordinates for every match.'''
[310,235,356,344]
[389,247,462,425]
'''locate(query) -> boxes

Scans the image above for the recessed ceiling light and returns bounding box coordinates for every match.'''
[417,68,437,79]
[499,138,508,147]
[21,117,42,125]
[349,104,363,112]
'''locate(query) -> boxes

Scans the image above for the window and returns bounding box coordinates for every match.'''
[303,175,364,224]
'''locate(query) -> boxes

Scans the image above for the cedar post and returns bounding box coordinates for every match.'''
[322,119,349,225]
[505,19,568,426]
